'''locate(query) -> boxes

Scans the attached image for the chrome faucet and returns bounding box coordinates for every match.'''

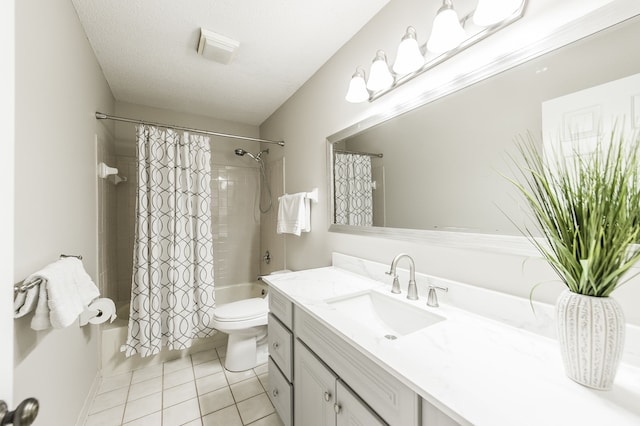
[386,253,418,300]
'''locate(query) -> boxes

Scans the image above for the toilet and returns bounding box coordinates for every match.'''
[211,296,269,372]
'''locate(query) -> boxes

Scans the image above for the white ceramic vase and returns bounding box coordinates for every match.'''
[556,290,625,390]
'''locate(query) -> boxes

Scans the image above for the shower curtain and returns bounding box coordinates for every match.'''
[123,125,216,357]
[334,152,373,226]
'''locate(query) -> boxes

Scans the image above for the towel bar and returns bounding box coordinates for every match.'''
[305,188,319,204]
[14,254,83,294]
[278,188,319,204]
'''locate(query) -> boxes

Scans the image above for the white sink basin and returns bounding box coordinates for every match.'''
[326,291,444,338]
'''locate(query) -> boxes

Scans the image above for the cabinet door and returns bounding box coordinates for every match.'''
[294,340,336,426]
[335,381,387,426]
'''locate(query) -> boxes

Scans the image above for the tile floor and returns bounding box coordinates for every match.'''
[85,346,284,426]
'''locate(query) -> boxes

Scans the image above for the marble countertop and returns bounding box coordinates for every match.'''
[263,265,640,426]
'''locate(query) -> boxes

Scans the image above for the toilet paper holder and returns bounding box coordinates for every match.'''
[79,308,104,326]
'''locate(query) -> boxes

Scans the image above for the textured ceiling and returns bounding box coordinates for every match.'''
[71,0,391,126]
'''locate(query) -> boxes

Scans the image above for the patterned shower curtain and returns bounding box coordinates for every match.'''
[123,125,216,357]
[334,152,373,226]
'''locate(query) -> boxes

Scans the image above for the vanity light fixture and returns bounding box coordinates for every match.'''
[393,27,425,74]
[366,50,394,91]
[426,0,466,54]
[345,68,370,103]
[473,0,524,27]
[345,0,527,103]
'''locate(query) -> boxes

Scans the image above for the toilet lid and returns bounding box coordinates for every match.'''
[214,297,267,321]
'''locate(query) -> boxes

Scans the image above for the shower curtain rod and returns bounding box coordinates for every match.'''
[334,149,383,158]
[95,112,285,146]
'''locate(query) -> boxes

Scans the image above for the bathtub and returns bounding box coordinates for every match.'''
[101,280,268,377]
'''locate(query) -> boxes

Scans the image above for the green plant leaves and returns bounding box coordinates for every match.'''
[508,129,640,297]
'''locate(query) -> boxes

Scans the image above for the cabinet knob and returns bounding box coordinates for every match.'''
[333,403,342,414]
[272,389,279,398]
[272,342,280,350]
[323,391,332,402]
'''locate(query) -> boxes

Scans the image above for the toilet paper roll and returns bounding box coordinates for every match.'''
[87,297,117,324]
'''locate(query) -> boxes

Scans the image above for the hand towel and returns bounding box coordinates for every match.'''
[29,258,100,330]
[277,193,310,236]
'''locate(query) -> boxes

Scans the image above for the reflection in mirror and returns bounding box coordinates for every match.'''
[328,16,640,239]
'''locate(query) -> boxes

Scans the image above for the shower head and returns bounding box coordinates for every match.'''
[236,149,257,161]
[234,148,269,162]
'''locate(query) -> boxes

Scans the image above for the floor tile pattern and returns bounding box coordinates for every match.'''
[85,346,284,426]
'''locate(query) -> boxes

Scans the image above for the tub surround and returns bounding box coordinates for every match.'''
[263,253,640,425]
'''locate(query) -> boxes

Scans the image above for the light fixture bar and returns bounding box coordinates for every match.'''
[366,0,527,102]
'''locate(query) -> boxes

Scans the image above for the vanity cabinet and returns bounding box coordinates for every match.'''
[422,400,462,426]
[295,306,420,425]
[267,281,456,426]
[268,313,293,381]
[268,287,294,426]
[295,339,385,426]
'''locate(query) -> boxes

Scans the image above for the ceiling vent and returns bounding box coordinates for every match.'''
[197,28,240,65]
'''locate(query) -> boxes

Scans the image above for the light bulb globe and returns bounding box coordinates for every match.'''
[366,51,394,92]
[393,28,424,75]
[345,71,369,103]
[427,4,466,54]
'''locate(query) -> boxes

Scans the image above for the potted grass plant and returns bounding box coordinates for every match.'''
[508,129,640,390]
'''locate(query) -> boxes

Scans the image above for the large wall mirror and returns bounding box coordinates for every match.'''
[327,14,640,250]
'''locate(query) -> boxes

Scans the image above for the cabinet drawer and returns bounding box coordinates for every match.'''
[268,313,293,381]
[269,286,293,329]
[268,357,293,426]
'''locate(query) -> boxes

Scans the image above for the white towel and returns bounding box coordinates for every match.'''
[277,193,311,236]
[27,258,100,330]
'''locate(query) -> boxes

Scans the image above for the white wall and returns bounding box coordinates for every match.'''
[14,0,115,424]
[260,0,640,324]
[1,0,15,406]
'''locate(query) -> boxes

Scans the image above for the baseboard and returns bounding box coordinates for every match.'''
[75,371,101,426]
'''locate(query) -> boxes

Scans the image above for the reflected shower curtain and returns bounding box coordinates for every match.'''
[123,125,216,357]
[334,152,373,226]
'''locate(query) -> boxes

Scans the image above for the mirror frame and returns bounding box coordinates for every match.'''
[327,4,639,255]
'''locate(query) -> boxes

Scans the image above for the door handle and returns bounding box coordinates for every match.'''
[0,398,39,426]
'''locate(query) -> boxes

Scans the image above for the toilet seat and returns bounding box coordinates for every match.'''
[214,297,267,322]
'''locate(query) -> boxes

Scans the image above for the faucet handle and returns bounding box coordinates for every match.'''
[427,285,448,307]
